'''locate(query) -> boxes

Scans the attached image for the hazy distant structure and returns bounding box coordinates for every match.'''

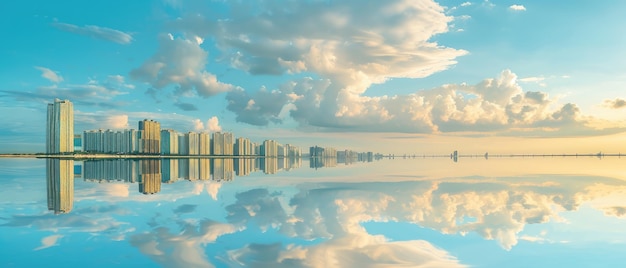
[46,99,74,154]
[310,146,336,158]
[284,144,301,158]
[138,119,161,154]
[46,159,74,214]
[212,132,234,155]
[139,160,161,194]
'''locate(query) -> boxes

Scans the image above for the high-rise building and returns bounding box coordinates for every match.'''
[161,129,179,155]
[235,137,253,156]
[138,119,161,154]
[46,99,74,154]
[212,132,234,155]
[261,140,279,157]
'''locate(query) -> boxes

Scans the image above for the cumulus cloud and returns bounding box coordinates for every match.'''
[224,237,464,268]
[75,112,130,130]
[226,70,599,135]
[34,235,63,251]
[604,98,626,109]
[192,116,222,132]
[207,116,222,132]
[35,66,64,83]
[173,0,465,94]
[130,220,237,268]
[130,33,236,98]
[509,5,526,11]
[52,22,133,44]
[461,2,472,7]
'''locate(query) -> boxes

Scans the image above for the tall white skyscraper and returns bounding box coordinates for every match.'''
[46,99,74,154]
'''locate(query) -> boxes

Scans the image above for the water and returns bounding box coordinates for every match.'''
[1,157,625,267]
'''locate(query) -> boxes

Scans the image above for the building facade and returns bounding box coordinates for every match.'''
[46,99,74,154]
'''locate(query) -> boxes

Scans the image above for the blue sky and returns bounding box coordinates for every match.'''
[1,0,626,153]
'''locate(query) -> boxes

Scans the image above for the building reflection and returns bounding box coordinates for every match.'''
[139,160,161,195]
[46,159,74,214]
[212,158,234,182]
[78,156,368,194]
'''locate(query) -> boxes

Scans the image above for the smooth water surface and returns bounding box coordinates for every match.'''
[1,157,626,267]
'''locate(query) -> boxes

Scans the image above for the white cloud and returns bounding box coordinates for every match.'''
[130,220,237,268]
[130,33,236,98]
[206,116,222,132]
[192,116,222,132]
[52,22,133,44]
[226,70,600,135]
[104,115,130,129]
[35,66,64,83]
[193,119,205,132]
[34,234,63,250]
[509,5,526,11]
[461,2,472,7]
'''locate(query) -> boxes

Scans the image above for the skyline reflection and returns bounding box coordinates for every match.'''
[46,159,74,214]
[4,157,626,267]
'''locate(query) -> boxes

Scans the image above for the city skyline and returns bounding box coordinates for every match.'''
[1,1,626,154]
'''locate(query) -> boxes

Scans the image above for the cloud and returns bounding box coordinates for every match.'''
[207,116,222,132]
[52,22,133,44]
[75,111,130,130]
[130,33,236,98]
[461,2,472,7]
[191,116,222,132]
[173,204,198,214]
[130,220,237,268]
[226,70,609,135]
[174,0,466,92]
[34,235,63,251]
[2,75,131,109]
[174,102,199,111]
[224,238,464,268]
[604,98,626,109]
[509,5,526,11]
[35,66,64,83]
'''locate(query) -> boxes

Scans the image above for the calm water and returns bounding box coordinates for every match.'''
[1,157,626,267]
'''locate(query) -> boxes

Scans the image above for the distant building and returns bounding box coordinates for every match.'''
[235,137,254,156]
[161,129,179,155]
[46,99,74,154]
[212,132,234,155]
[261,140,279,157]
[138,119,161,154]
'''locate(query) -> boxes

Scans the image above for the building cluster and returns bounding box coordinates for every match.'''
[45,99,375,161]
[80,119,302,157]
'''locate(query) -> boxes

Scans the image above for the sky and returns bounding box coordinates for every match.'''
[1,0,626,153]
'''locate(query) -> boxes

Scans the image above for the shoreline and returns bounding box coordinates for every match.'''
[0,154,295,159]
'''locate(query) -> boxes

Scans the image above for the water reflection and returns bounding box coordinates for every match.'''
[46,159,74,214]
[5,158,625,267]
